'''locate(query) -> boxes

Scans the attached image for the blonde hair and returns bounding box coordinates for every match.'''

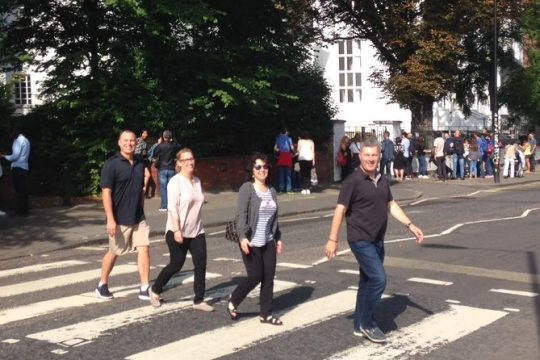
[175,148,194,173]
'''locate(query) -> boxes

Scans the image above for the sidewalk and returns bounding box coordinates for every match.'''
[1,172,538,261]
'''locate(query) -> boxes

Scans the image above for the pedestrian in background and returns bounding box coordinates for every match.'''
[528,132,536,172]
[379,131,394,182]
[401,132,411,180]
[503,140,517,179]
[0,126,31,216]
[452,130,465,180]
[95,130,151,301]
[228,152,284,325]
[274,129,294,194]
[337,135,351,181]
[325,136,424,343]
[146,135,162,198]
[434,131,447,181]
[415,136,428,179]
[349,132,362,172]
[468,142,480,179]
[297,131,315,195]
[392,137,405,181]
[154,130,180,211]
[148,148,213,311]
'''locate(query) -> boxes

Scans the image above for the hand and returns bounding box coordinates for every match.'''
[325,240,338,260]
[174,231,183,244]
[240,238,251,255]
[409,224,424,244]
[106,219,117,237]
[276,241,283,255]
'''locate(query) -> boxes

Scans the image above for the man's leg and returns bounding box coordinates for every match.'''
[12,167,29,215]
[137,245,150,285]
[159,170,168,209]
[100,251,117,284]
[349,240,386,331]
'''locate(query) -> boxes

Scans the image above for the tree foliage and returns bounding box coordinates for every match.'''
[316,0,524,133]
[0,0,334,195]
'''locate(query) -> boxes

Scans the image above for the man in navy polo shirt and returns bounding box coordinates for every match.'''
[325,136,424,343]
[95,130,151,301]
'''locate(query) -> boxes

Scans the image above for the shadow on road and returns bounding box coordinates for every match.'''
[528,251,540,351]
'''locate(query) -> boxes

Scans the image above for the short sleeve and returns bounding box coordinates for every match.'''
[100,159,115,189]
[337,177,354,208]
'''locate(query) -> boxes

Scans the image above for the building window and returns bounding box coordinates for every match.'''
[337,39,362,103]
[14,74,32,105]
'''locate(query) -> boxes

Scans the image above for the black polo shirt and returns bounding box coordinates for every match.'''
[100,153,146,226]
[337,168,393,243]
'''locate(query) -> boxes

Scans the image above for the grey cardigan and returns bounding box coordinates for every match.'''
[236,182,281,242]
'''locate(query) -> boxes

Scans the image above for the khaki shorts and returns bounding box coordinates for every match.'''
[109,220,150,255]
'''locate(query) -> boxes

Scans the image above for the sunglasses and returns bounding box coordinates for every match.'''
[253,164,269,170]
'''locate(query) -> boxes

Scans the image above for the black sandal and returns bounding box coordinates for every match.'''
[260,315,283,326]
[227,301,240,320]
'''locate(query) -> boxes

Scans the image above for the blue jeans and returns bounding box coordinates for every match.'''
[277,166,292,192]
[159,169,175,209]
[349,240,387,330]
[418,155,427,176]
[452,154,465,179]
[469,160,477,177]
[484,155,494,176]
[379,159,392,181]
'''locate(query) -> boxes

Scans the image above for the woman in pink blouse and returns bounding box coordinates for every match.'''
[148,148,213,311]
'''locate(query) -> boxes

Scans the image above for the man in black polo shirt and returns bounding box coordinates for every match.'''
[325,137,424,343]
[95,130,151,301]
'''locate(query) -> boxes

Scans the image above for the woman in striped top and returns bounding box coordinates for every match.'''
[228,152,283,325]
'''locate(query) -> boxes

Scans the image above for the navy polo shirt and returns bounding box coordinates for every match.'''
[337,168,393,243]
[100,153,146,226]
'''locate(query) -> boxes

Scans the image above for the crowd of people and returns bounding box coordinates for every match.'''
[337,129,537,182]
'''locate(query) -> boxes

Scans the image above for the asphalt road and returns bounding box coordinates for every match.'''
[1,182,539,359]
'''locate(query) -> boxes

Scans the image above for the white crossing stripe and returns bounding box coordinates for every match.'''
[276,262,311,269]
[213,257,240,262]
[338,269,359,275]
[489,288,538,297]
[126,289,357,360]
[0,260,89,279]
[2,339,20,344]
[0,264,138,298]
[27,279,296,346]
[329,305,507,359]
[1,272,221,326]
[407,277,453,286]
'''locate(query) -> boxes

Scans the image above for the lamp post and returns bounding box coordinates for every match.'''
[491,0,501,183]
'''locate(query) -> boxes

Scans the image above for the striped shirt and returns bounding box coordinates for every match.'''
[250,188,277,247]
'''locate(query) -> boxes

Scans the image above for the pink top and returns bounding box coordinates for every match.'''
[166,174,205,238]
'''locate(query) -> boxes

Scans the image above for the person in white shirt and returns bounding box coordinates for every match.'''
[297,131,315,194]
[147,148,213,311]
[433,131,447,181]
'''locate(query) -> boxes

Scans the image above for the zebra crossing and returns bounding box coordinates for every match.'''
[0,256,529,359]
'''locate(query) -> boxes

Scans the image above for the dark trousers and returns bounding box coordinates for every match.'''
[152,231,207,304]
[299,160,312,190]
[404,156,413,177]
[436,156,447,180]
[12,167,29,215]
[230,241,277,318]
[379,159,392,181]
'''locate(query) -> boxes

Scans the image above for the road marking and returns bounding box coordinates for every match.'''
[27,280,297,346]
[408,277,453,286]
[76,246,106,251]
[0,272,221,326]
[126,289,357,360]
[280,216,320,223]
[385,257,540,284]
[503,308,520,312]
[338,269,359,275]
[0,264,139,298]
[213,257,241,262]
[446,299,461,304]
[329,305,507,359]
[208,230,225,236]
[0,260,89,278]
[2,339,20,344]
[312,249,351,266]
[51,349,68,355]
[489,288,538,297]
[277,262,311,269]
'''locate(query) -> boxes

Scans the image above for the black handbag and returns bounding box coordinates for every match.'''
[225,220,240,243]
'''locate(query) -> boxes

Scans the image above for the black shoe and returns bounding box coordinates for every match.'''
[138,287,150,301]
[359,325,386,343]
[95,283,114,299]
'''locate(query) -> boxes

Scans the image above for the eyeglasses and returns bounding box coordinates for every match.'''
[253,164,269,170]
[179,158,195,162]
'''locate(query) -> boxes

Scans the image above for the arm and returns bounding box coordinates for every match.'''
[388,200,424,244]
[102,188,117,237]
[167,177,184,243]
[325,204,347,259]
[236,183,252,254]
[3,138,21,162]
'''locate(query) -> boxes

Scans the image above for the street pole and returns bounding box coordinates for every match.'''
[492,0,500,183]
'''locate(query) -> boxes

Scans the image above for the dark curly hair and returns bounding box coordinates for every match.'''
[246,152,270,182]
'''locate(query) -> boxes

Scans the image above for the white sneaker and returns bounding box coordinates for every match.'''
[306,189,311,194]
